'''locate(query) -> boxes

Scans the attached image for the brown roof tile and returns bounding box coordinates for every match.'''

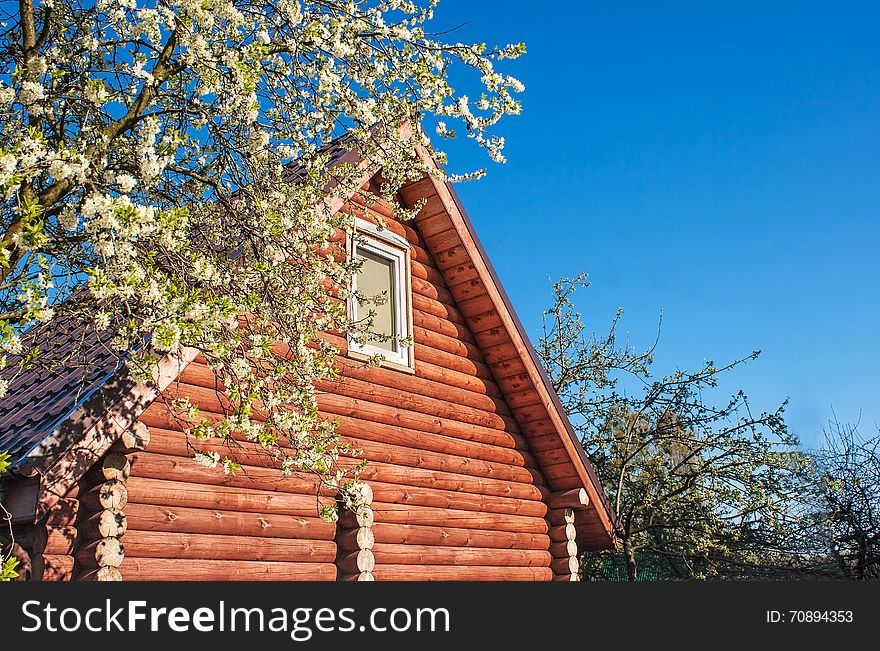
[0,312,122,466]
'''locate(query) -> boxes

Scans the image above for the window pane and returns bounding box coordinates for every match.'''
[357,247,398,352]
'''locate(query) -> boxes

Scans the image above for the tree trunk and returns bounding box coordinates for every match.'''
[624,538,638,582]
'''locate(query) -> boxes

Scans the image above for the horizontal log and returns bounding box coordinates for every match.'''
[372,544,552,568]
[144,399,535,481]
[82,509,127,539]
[411,293,468,328]
[371,502,548,534]
[100,452,131,482]
[412,309,476,346]
[125,475,331,517]
[339,571,375,582]
[122,530,337,563]
[553,574,579,582]
[340,433,540,487]
[120,558,337,581]
[342,343,509,407]
[75,537,125,569]
[367,481,548,518]
[548,524,577,543]
[371,523,550,551]
[44,498,78,527]
[549,539,579,558]
[80,480,129,512]
[316,373,516,433]
[333,414,537,472]
[551,556,579,575]
[414,359,503,400]
[14,525,48,554]
[356,461,547,502]
[441,261,479,288]
[411,276,455,307]
[336,527,374,551]
[151,381,527,456]
[177,374,516,437]
[123,503,336,541]
[42,527,75,555]
[337,549,375,574]
[127,450,323,497]
[318,393,526,451]
[547,507,576,526]
[79,566,123,582]
[339,505,374,529]
[549,488,589,510]
[370,565,552,581]
[412,325,486,367]
[120,422,151,451]
[40,554,74,581]
[412,343,495,381]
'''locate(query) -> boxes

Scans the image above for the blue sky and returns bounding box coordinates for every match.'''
[432,1,880,448]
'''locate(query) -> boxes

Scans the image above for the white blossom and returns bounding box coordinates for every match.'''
[0,0,524,519]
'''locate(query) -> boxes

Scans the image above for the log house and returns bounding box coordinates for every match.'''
[0,135,615,581]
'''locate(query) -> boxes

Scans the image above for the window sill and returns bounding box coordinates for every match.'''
[346,348,416,375]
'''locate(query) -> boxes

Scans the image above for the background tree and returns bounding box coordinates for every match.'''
[808,418,880,580]
[0,0,523,515]
[539,275,813,580]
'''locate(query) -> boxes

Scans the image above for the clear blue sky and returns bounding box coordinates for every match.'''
[433,1,880,448]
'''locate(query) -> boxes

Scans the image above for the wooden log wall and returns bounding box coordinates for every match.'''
[23,485,80,581]
[110,418,338,581]
[547,489,590,580]
[343,192,553,580]
[336,483,375,581]
[67,423,151,581]
[82,188,563,581]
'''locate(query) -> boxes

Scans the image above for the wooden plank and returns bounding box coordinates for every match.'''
[120,558,337,581]
[318,393,527,451]
[371,544,552,568]
[366,480,548,517]
[371,502,548,534]
[371,565,551,581]
[549,488,590,510]
[370,523,550,550]
[123,503,336,540]
[126,450,324,497]
[125,475,331,517]
[123,530,337,563]
[357,462,547,502]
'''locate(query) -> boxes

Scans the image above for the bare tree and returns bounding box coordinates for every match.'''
[811,418,880,580]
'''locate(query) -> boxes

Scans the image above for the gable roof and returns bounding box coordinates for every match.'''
[0,130,616,549]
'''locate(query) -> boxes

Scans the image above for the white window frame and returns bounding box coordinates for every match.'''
[348,218,414,370]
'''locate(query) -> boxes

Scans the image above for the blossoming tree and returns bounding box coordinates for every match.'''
[0,0,523,516]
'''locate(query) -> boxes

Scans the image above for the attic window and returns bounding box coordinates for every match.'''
[348,218,413,370]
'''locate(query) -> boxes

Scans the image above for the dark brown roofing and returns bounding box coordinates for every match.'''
[0,313,123,466]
